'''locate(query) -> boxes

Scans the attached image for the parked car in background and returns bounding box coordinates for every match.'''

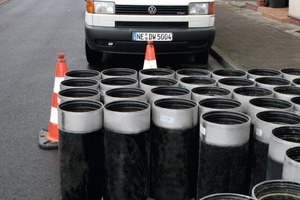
[85,0,215,66]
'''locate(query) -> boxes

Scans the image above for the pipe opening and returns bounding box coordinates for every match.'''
[102,68,136,76]
[176,68,210,76]
[255,77,291,85]
[106,88,145,98]
[257,111,300,125]
[273,127,300,143]
[213,69,246,77]
[274,86,300,95]
[61,79,98,87]
[180,77,216,85]
[65,70,100,78]
[101,77,137,85]
[291,97,300,105]
[152,87,189,96]
[59,89,99,98]
[200,193,254,200]
[105,100,149,112]
[202,111,249,125]
[59,100,102,112]
[293,78,300,85]
[250,98,292,109]
[200,98,241,109]
[234,87,272,96]
[140,68,174,76]
[252,180,300,200]
[141,77,177,86]
[218,78,254,86]
[192,87,231,96]
[281,68,300,76]
[248,69,281,76]
[286,147,300,162]
[154,98,197,109]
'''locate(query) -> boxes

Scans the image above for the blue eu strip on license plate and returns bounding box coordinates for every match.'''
[132,32,173,41]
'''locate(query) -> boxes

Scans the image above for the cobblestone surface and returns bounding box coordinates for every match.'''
[213,1,300,70]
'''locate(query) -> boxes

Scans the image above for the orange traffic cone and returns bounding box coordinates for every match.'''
[143,41,157,69]
[39,53,68,149]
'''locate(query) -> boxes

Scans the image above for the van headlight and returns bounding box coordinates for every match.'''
[189,3,209,15]
[94,1,115,14]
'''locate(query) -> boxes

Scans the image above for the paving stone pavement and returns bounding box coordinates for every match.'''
[212,0,300,70]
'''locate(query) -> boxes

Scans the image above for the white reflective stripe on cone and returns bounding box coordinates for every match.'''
[143,60,157,69]
[50,107,58,124]
[53,77,64,94]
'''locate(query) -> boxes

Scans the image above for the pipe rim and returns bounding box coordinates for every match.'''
[252,180,300,199]
[200,193,254,200]
[65,69,101,78]
[247,68,281,76]
[249,97,292,109]
[199,98,241,109]
[105,87,146,98]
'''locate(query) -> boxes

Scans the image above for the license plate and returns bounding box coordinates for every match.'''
[132,32,173,41]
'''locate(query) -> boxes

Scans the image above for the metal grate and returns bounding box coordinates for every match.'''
[115,5,188,15]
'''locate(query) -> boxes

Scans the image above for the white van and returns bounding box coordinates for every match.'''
[85,0,215,65]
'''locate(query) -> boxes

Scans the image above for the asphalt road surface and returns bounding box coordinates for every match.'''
[0,0,220,199]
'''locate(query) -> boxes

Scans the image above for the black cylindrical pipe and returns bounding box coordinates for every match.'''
[101,68,138,79]
[282,146,300,183]
[103,87,147,104]
[247,68,282,81]
[58,88,100,103]
[148,86,191,105]
[232,87,274,113]
[58,100,104,200]
[64,69,101,81]
[250,111,300,190]
[267,126,300,180]
[211,69,247,81]
[247,98,293,126]
[246,98,293,192]
[198,111,251,198]
[104,100,150,200]
[151,98,198,200]
[252,180,300,199]
[200,193,254,200]
[60,78,99,90]
[100,77,138,102]
[175,68,211,80]
[191,86,232,102]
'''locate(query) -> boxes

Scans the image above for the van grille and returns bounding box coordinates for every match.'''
[115,22,188,28]
[115,5,188,15]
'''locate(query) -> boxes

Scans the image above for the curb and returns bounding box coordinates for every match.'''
[210,45,240,69]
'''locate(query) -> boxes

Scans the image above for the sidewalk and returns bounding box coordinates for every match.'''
[211,0,300,70]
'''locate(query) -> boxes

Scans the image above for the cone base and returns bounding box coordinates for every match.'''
[38,129,58,150]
